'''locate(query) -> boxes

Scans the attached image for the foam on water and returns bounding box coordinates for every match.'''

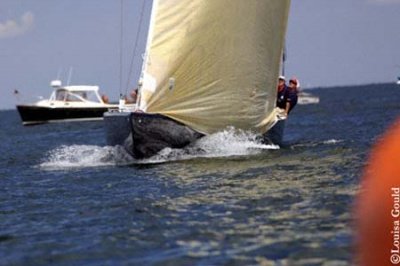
[291,139,344,149]
[323,139,343,144]
[39,128,278,168]
[39,145,133,170]
[141,128,279,164]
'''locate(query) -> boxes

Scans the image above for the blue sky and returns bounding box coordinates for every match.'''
[1,0,400,109]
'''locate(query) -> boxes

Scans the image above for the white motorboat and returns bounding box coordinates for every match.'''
[16,80,126,125]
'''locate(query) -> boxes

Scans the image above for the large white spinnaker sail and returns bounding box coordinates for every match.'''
[139,0,291,135]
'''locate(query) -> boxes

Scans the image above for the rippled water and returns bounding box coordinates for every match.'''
[1,84,400,265]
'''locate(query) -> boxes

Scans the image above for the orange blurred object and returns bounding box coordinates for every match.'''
[355,120,400,266]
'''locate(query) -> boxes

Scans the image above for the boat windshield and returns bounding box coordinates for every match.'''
[56,89,67,101]
[66,93,85,102]
[54,89,100,103]
[66,91,88,102]
[78,91,100,102]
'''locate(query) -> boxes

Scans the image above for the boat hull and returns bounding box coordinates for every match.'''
[104,111,204,159]
[262,119,285,146]
[104,111,285,159]
[17,105,112,125]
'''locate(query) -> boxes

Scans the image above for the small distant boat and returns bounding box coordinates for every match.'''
[397,76,400,85]
[297,91,320,105]
[16,80,122,125]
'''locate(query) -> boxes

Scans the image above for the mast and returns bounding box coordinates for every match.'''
[282,43,287,77]
[137,0,159,110]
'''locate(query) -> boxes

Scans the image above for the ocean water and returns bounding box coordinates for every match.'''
[1,83,400,265]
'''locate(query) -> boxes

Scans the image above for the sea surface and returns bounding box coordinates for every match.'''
[1,83,400,266]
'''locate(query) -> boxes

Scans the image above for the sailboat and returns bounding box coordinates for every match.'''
[104,0,291,159]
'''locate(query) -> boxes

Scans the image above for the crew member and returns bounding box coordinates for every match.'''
[264,76,289,145]
[285,78,298,115]
[101,94,109,104]
[126,88,138,104]
[276,76,287,109]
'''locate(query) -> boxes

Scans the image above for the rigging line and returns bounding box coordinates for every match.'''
[67,67,73,86]
[124,0,147,96]
[282,42,287,77]
[119,0,124,97]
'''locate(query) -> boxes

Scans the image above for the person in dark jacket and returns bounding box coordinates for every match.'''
[285,78,298,115]
[276,76,287,109]
[265,76,299,146]
[275,76,298,116]
[265,76,288,146]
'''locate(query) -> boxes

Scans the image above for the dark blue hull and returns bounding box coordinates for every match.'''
[104,111,204,159]
[104,111,284,159]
